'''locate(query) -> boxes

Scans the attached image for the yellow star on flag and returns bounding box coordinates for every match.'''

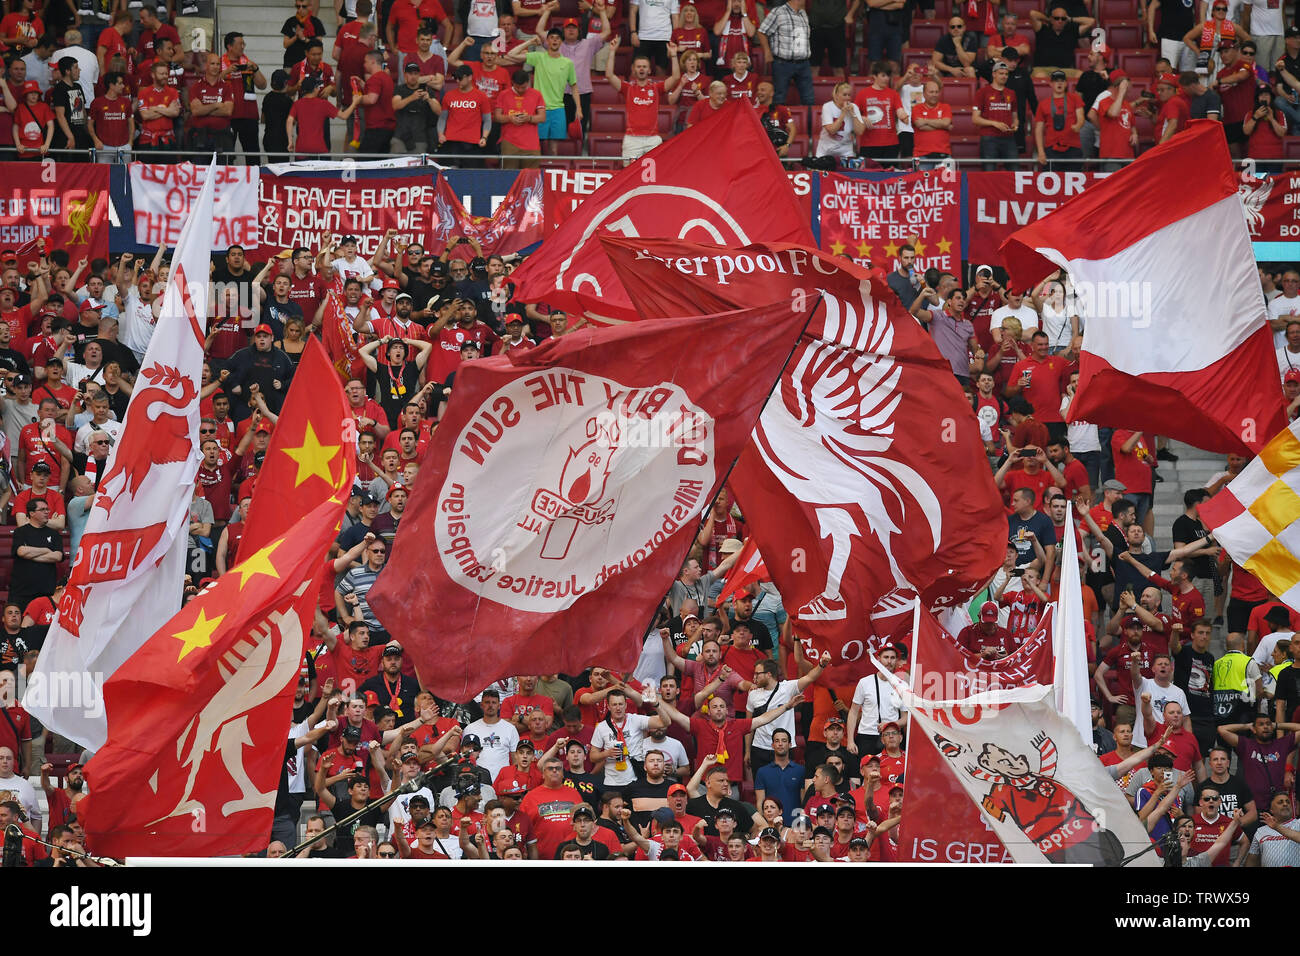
[936,236,953,255]
[171,608,226,662]
[234,540,284,590]
[281,422,341,488]
[882,240,900,259]
[829,240,847,256]
[856,241,872,258]
[913,240,927,257]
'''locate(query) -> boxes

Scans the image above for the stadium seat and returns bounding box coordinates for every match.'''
[590,107,624,133]
[1285,137,1300,160]
[1006,0,1038,16]
[1106,23,1143,49]
[1119,50,1156,76]
[911,21,944,50]
[590,79,620,105]
[951,108,977,136]
[1031,77,1050,102]
[950,134,981,158]
[788,107,808,137]
[590,133,624,156]
[1075,49,1093,70]
[657,107,674,135]
[902,49,932,72]
[813,77,838,103]
[551,138,581,156]
[785,138,808,159]
[932,0,953,19]
[1100,0,1141,20]
[943,77,976,107]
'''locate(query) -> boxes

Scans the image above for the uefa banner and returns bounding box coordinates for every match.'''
[0,161,109,263]
[964,170,1110,266]
[818,169,961,274]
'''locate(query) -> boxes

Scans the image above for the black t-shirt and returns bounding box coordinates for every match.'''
[623,777,671,829]
[375,361,421,429]
[281,15,327,68]
[406,274,437,314]
[50,81,88,149]
[11,524,61,600]
[1174,645,1215,720]
[685,794,751,836]
[935,32,978,69]
[1171,514,1215,578]
[1076,71,1108,114]
[1156,0,1197,40]
[262,91,293,151]
[1274,666,1300,724]
[724,615,774,652]
[261,299,304,339]
[0,347,28,376]
[1195,774,1254,818]
[1035,23,1081,70]
[358,671,422,720]
[566,770,603,806]
[0,630,27,673]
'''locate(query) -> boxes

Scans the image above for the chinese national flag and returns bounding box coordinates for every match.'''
[82,339,355,857]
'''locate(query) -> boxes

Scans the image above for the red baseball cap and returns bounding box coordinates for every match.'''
[363,690,380,707]
[667,783,688,797]
[979,600,999,623]
[1156,72,1179,87]
[1286,369,1300,385]
[254,323,273,335]
[382,276,399,290]
[561,17,579,26]
[1108,68,1128,83]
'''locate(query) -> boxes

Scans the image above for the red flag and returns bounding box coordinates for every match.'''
[366,299,814,701]
[714,537,768,608]
[1000,121,1284,455]
[509,100,813,324]
[321,291,363,384]
[82,339,355,857]
[602,237,1006,681]
[895,604,1054,864]
[429,169,544,259]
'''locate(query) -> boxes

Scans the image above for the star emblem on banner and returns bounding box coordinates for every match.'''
[882,240,900,259]
[913,240,927,257]
[172,608,226,661]
[281,423,341,487]
[234,540,284,590]
[856,241,872,258]
[829,240,847,256]
[936,236,953,255]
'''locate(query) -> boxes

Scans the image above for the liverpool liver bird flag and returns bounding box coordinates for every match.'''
[82,339,354,857]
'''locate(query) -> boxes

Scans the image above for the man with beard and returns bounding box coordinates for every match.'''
[359,640,421,720]
[41,760,86,834]
[225,324,294,418]
[369,291,427,342]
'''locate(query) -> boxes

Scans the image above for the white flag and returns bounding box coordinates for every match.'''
[1054,503,1094,748]
[25,161,216,749]
[879,670,1160,866]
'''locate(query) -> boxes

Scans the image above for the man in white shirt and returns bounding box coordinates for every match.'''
[845,652,907,756]
[1252,606,1294,668]
[589,687,673,787]
[746,651,830,771]
[1128,652,1190,747]
[1268,271,1300,348]
[0,746,38,833]
[460,689,519,778]
[990,285,1040,343]
[21,36,54,92]
[51,35,97,104]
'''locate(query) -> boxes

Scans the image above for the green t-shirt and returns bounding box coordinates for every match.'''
[525,49,578,110]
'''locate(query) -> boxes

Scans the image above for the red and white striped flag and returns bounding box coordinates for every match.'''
[25,162,217,750]
[1001,121,1285,455]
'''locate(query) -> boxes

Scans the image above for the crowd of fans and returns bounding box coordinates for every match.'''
[0,0,1290,166]
[0,0,1294,867]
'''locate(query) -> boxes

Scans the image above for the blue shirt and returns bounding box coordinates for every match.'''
[67,494,92,559]
[1007,510,1055,566]
[754,760,805,826]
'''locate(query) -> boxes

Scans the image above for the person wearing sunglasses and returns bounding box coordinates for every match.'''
[1182,0,1250,78]
[281,1,328,71]
[931,17,977,78]
[1028,6,1095,79]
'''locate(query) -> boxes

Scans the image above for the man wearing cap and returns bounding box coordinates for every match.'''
[11,459,63,528]
[540,4,610,138]
[359,640,421,720]
[493,739,543,796]
[1088,69,1138,160]
[1034,68,1084,167]
[224,324,294,419]
[562,802,619,859]
[957,600,1018,660]
[393,60,442,153]
[1151,71,1190,142]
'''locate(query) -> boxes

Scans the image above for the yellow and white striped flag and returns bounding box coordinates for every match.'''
[1199,421,1300,611]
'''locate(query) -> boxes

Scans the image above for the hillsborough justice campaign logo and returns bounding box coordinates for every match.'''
[437,370,716,613]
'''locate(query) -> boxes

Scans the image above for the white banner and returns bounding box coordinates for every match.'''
[882,673,1160,866]
[1055,503,1094,748]
[129,162,259,250]
[27,162,217,748]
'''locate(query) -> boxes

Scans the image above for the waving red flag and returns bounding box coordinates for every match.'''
[367,299,814,701]
[509,100,813,324]
[714,537,768,608]
[602,238,1006,681]
[82,339,355,857]
[321,291,363,384]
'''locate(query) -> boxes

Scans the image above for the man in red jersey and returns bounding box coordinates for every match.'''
[604,38,681,160]
[186,52,234,154]
[855,60,902,162]
[136,59,180,157]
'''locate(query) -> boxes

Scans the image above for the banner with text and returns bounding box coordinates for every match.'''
[256,171,441,258]
[540,164,816,237]
[1240,170,1300,243]
[818,170,961,273]
[964,170,1110,266]
[429,170,545,259]
[0,162,108,264]
[129,162,260,250]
